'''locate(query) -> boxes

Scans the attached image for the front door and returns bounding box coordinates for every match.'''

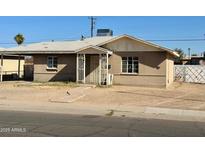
[88,55,99,84]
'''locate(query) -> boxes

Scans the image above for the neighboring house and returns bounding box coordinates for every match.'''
[175,56,205,65]
[0,47,24,81]
[174,57,191,65]
[2,34,179,87]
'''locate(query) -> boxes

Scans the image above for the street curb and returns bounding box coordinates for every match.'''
[113,105,205,119]
[144,107,205,118]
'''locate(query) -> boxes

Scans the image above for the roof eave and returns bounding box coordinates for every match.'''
[97,34,179,57]
[0,50,76,55]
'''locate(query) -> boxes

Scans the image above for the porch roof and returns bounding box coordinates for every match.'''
[76,45,113,54]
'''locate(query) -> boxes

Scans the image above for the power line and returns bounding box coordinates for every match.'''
[0,36,91,45]
[0,37,205,45]
[0,42,37,45]
[146,38,205,42]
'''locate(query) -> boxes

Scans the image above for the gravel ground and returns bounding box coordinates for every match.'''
[1,81,205,111]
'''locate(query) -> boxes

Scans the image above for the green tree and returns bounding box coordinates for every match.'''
[174,48,185,63]
[14,33,25,46]
[175,48,185,59]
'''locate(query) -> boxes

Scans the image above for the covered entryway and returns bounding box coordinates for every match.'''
[85,55,99,84]
[76,46,112,85]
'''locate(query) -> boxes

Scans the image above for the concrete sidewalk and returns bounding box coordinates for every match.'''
[1,98,205,122]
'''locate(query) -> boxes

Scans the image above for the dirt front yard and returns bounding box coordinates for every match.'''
[0,81,205,112]
[75,82,205,111]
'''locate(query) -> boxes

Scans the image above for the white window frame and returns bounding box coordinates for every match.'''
[47,56,58,70]
[121,56,138,74]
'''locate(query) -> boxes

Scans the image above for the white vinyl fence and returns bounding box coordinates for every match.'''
[174,65,205,84]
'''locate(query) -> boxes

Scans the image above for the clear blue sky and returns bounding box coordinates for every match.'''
[0,16,205,55]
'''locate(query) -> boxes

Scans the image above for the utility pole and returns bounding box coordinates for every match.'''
[188,48,191,59]
[0,54,3,82]
[89,17,96,37]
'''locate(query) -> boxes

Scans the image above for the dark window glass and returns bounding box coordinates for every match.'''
[133,57,138,60]
[128,64,132,73]
[47,57,53,68]
[53,57,58,68]
[121,56,139,73]
[128,57,132,63]
[122,57,127,61]
[122,62,127,72]
[122,57,127,73]
[47,56,58,68]
[134,61,138,73]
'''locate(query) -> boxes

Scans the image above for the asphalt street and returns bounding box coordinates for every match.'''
[0,110,205,137]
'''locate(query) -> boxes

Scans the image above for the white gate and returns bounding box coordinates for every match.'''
[100,54,108,85]
[76,53,109,85]
[174,65,205,84]
[77,54,85,83]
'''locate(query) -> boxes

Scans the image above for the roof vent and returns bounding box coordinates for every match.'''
[80,35,86,41]
[97,29,113,36]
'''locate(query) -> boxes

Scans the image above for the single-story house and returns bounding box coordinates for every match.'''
[1,34,179,87]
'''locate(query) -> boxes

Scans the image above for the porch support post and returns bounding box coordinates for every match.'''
[83,54,85,84]
[106,53,109,86]
[98,54,101,85]
[17,55,21,79]
[76,54,79,83]
[0,54,3,82]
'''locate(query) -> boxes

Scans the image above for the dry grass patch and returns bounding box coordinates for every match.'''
[14,81,79,88]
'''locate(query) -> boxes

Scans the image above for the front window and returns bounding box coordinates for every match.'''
[122,57,138,73]
[47,56,58,69]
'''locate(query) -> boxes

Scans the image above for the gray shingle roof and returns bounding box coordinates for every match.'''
[1,34,179,57]
[6,36,116,52]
